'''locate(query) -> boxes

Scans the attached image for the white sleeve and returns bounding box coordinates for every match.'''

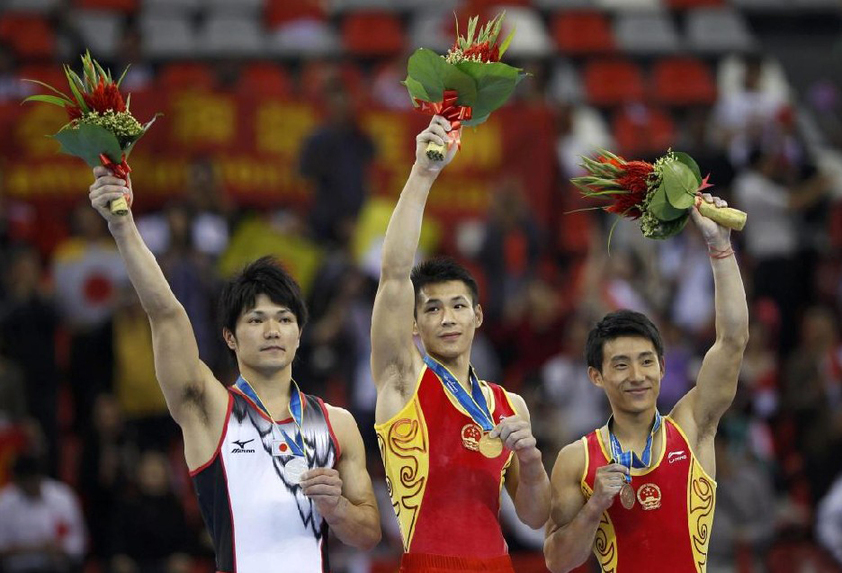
[0,492,12,551]
[54,484,87,559]
[817,480,842,565]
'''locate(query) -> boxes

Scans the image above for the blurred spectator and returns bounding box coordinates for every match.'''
[782,306,842,502]
[111,287,178,451]
[78,395,137,566]
[299,79,375,247]
[708,429,777,573]
[0,245,59,469]
[109,451,194,573]
[478,177,542,323]
[0,41,29,104]
[817,471,842,567]
[536,314,607,453]
[714,54,787,167]
[52,203,127,434]
[0,352,26,425]
[733,145,830,354]
[0,454,86,573]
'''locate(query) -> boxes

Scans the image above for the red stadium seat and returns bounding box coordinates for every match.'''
[651,57,717,106]
[583,59,645,107]
[300,60,366,104]
[73,0,138,12]
[265,0,326,28]
[237,62,294,100]
[665,0,724,7]
[552,11,616,56]
[341,11,405,57]
[157,62,217,92]
[612,105,676,156]
[0,14,55,59]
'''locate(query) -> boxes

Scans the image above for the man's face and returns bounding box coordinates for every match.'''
[414,281,482,360]
[588,335,663,415]
[225,293,301,373]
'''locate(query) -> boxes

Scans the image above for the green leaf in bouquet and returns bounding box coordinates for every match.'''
[454,61,523,119]
[661,159,697,210]
[647,183,686,221]
[123,114,161,157]
[54,122,122,168]
[462,113,490,127]
[407,48,449,103]
[406,49,477,107]
[22,94,74,109]
[499,27,515,58]
[644,212,690,240]
[672,152,701,183]
[403,76,431,104]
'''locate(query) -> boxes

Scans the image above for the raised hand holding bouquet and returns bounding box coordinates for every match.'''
[23,51,158,215]
[404,12,527,160]
[571,150,747,242]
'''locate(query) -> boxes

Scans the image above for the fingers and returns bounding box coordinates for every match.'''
[93,166,110,178]
[698,193,727,209]
[429,115,452,132]
[301,483,342,497]
[417,130,446,149]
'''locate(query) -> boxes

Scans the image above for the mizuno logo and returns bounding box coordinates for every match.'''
[668,450,687,463]
[232,439,256,454]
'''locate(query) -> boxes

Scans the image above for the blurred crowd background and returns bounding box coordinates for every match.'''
[1,0,842,572]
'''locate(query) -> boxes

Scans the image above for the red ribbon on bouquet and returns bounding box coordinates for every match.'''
[415,90,472,150]
[100,152,133,208]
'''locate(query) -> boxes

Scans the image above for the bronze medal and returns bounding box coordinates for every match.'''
[478,434,503,458]
[620,482,635,509]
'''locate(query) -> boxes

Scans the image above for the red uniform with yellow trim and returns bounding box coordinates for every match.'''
[375,365,518,572]
[581,416,716,573]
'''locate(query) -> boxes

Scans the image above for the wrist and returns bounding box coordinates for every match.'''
[410,162,440,181]
[321,496,350,525]
[517,452,546,482]
[707,243,735,259]
[108,216,135,236]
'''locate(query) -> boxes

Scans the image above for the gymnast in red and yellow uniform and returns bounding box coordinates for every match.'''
[371,116,551,572]
[545,194,749,573]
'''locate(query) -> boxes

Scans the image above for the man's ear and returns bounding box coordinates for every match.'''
[587,366,604,389]
[223,328,237,350]
[475,304,483,328]
[412,319,419,337]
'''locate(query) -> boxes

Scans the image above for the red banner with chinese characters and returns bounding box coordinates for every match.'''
[1,89,556,252]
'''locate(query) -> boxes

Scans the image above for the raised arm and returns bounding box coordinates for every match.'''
[301,406,381,550]
[672,194,749,450]
[88,168,227,457]
[544,442,628,573]
[370,116,458,398]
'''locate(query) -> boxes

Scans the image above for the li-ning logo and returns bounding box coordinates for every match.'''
[668,450,687,464]
[232,439,256,454]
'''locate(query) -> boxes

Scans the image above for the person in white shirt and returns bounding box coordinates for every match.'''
[0,455,86,573]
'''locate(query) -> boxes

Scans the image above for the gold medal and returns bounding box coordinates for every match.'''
[478,434,503,458]
[620,482,635,509]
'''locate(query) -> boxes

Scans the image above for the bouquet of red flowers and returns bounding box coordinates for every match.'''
[23,51,158,215]
[404,12,526,160]
[572,150,747,241]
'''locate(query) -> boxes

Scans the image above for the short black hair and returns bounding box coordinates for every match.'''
[219,256,308,338]
[12,454,43,480]
[585,310,664,371]
[410,257,480,307]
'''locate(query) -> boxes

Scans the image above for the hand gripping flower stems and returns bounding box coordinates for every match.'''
[404,12,526,160]
[572,150,747,244]
[23,51,158,215]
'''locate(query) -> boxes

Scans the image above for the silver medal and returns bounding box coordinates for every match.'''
[285,456,308,484]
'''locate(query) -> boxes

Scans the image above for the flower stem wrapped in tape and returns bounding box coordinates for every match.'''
[404,12,527,160]
[22,51,159,215]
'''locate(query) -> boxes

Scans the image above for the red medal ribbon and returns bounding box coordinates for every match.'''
[99,153,133,208]
[415,89,472,149]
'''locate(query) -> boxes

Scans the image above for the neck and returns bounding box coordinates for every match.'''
[238,365,294,417]
[430,351,473,391]
[609,407,658,448]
